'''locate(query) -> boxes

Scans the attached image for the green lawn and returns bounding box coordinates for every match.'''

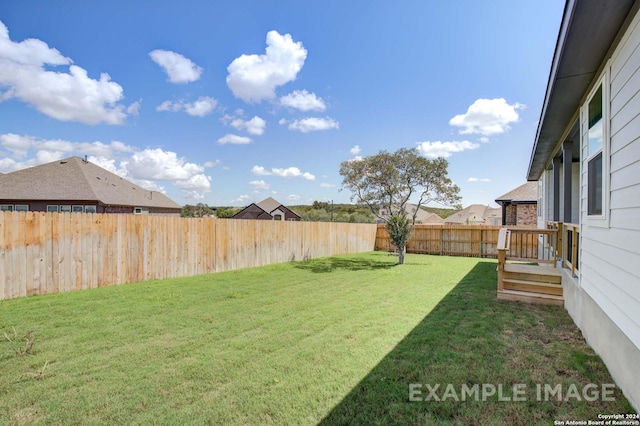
[0,252,634,425]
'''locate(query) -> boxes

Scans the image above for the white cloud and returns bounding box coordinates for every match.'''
[252,165,314,180]
[149,49,202,84]
[203,160,220,168]
[0,133,212,198]
[468,177,478,182]
[416,140,480,158]
[350,145,361,155]
[0,20,128,125]
[174,174,212,190]
[233,195,250,203]
[184,96,217,117]
[288,194,301,201]
[0,133,133,161]
[272,167,315,180]
[249,180,270,190]
[156,100,182,112]
[287,117,339,133]
[320,182,335,188]
[251,165,271,176]
[124,148,204,181]
[226,30,307,103]
[280,90,326,111]
[449,98,525,136]
[156,96,217,116]
[127,99,142,116]
[218,134,252,145]
[231,116,266,135]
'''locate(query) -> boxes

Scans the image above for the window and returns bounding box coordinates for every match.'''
[72,205,84,213]
[47,205,59,213]
[134,207,143,214]
[60,205,71,213]
[273,214,283,221]
[0,205,13,211]
[85,205,97,214]
[587,84,604,216]
[14,205,29,212]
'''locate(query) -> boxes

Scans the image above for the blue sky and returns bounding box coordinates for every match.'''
[0,1,564,207]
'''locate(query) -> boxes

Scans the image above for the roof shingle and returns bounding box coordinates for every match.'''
[0,156,180,209]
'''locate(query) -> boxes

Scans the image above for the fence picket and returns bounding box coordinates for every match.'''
[0,212,378,300]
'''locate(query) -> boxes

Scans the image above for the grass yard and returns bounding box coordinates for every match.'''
[0,252,635,425]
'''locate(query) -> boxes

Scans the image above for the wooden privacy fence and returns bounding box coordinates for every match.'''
[0,212,377,300]
[375,224,535,258]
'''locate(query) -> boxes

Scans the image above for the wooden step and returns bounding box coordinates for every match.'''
[502,278,563,296]
[497,289,564,306]
[503,263,561,284]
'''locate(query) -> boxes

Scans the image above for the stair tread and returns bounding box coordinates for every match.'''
[498,289,563,300]
[504,263,561,276]
[502,278,562,288]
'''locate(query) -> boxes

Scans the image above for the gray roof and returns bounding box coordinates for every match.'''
[528,0,637,180]
[445,204,500,224]
[0,156,180,209]
[495,182,538,203]
[256,197,282,214]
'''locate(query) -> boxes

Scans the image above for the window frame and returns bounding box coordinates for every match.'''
[60,205,71,213]
[14,204,29,212]
[0,204,14,212]
[47,205,59,213]
[582,72,609,227]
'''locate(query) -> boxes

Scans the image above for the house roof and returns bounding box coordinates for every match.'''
[234,197,300,218]
[527,0,637,181]
[256,197,283,214]
[0,156,181,209]
[405,204,444,224]
[495,182,538,204]
[445,204,500,224]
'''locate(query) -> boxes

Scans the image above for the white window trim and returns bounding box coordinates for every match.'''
[14,204,29,212]
[134,207,143,215]
[582,69,610,228]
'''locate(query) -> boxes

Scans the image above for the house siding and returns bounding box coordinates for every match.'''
[578,5,640,355]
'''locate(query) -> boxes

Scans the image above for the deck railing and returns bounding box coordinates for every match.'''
[546,221,580,276]
[500,227,559,264]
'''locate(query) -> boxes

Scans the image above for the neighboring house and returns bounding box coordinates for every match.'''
[232,197,301,221]
[378,203,444,224]
[528,0,639,410]
[444,204,501,226]
[0,156,181,216]
[495,182,538,226]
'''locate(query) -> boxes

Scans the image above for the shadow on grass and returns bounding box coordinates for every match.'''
[318,261,634,425]
[294,256,398,273]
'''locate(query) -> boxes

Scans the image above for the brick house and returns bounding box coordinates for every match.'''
[0,156,181,215]
[495,182,537,226]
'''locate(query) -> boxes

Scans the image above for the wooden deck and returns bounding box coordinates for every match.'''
[496,228,564,305]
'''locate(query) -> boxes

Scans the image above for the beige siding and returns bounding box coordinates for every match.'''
[580,9,640,352]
